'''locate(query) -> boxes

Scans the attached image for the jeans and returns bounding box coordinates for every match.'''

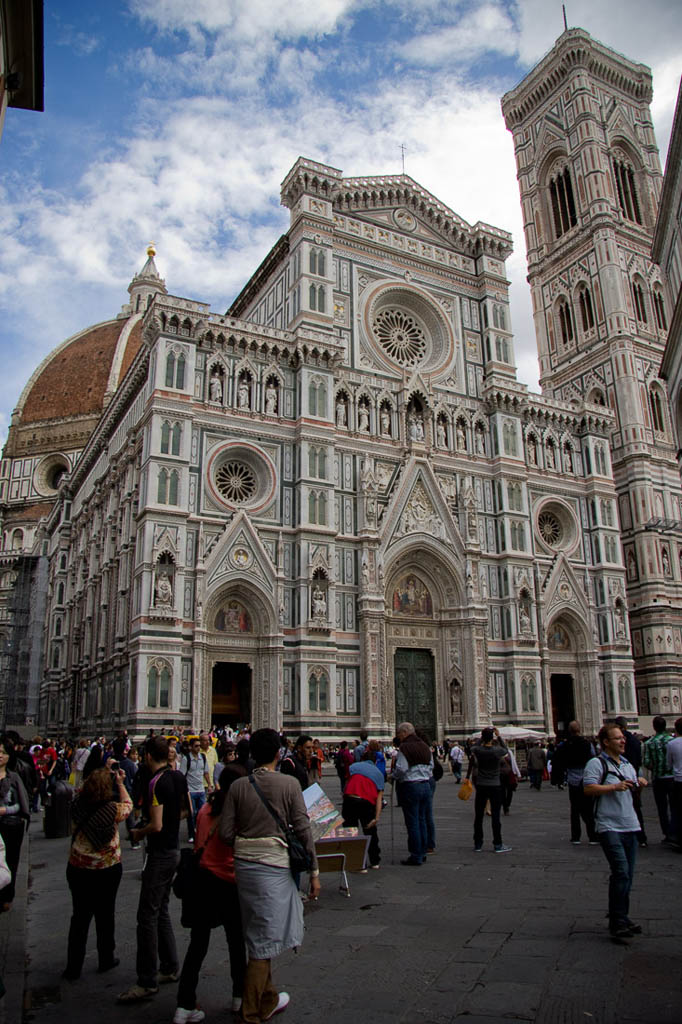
[65,862,122,976]
[568,784,596,841]
[598,830,637,928]
[651,776,675,839]
[397,781,430,863]
[177,869,246,1009]
[426,778,437,850]
[451,762,462,784]
[473,785,502,847]
[136,847,180,988]
[342,795,381,865]
[187,790,206,841]
[529,769,543,790]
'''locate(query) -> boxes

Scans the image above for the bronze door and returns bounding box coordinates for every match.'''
[394,648,436,740]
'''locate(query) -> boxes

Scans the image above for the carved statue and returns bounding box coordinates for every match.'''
[312,586,327,619]
[437,420,447,448]
[155,570,173,607]
[527,436,537,465]
[336,397,347,427]
[380,408,391,436]
[358,403,370,432]
[209,373,223,402]
[475,425,485,455]
[614,602,626,639]
[662,547,671,576]
[546,443,556,470]
[238,380,250,410]
[450,681,461,716]
[265,385,278,415]
[519,603,532,633]
[456,421,466,450]
[564,447,573,473]
[408,411,424,442]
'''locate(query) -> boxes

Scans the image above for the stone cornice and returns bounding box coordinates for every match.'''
[652,80,682,262]
[502,28,653,129]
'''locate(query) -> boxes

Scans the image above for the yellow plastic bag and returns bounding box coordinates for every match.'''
[457,778,473,801]
[68,772,76,786]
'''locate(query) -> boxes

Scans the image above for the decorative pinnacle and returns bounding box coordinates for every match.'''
[146,242,156,258]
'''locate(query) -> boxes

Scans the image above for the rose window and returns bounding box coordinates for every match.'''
[538,509,563,546]
[214,461,257,503]
[372,308,427,366]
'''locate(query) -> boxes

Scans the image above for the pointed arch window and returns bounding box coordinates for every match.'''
[653,288,667,330]
[649,388,665,433]
[521,675,537,712]
[612,156,642,224]
[171,423,181,456]
[578,286,595,332]
[161,421,171,454]
[558,298,574,346]
[165,350,185,389]
[549,166,577,238]
[165,352,175,388]
[308,670,329,712]
[168,470,179,506]
[157,468,168,504]
[309,249,326,276]
[632,281,648,324]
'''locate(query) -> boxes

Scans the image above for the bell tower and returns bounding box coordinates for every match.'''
[502,28,682,717]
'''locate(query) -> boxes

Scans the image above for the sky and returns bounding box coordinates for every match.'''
[1,0,681,445]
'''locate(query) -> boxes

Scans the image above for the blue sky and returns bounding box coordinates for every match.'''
[1,0,681,444]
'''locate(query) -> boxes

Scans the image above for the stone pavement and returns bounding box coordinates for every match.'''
[6,772,682,1024]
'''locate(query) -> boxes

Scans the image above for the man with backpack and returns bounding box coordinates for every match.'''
[182,737,213,843]
[583,723,649,939]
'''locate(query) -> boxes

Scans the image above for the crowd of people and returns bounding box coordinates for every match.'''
[0,713,680,1019]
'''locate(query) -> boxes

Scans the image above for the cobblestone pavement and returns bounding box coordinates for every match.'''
[11,773,682,1024]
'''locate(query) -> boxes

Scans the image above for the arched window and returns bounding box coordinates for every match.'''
[318,492,327,525]
[495,336,509,362]
[308,670,329,712]
[175,353,185,389]
[653,288,667,330]
[160,421,171,454]
[617,676,632,711]
[60,554,67,571]
[57,582,65,605]
[11,529,23,551]
[308,448,318,477]
[159,666,170,708]
[558,298,574,346]
[157,468,168,504]
[612,155,642,224]
[549,166,577,238]
[502,422,517,456]
[632,280,648,324]
[595,444,607,476]
[309,249,326,276]
[55,616,62,637]
[147,664,158,707]
[309,283,318,310]
[649,388,665,433]
[318,448,326,479]
[168,470,179,506]
[171,422,181,456]
[317,286,326,313]
[578,286,595,332]
[52,645,60,669]
[521,676,537,712]
[165,351,175,387]
[308,491,317,523]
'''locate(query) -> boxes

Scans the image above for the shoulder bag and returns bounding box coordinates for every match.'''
[249,774,313,876]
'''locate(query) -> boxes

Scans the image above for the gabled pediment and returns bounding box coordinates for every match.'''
[203,511,277,597]
[542,553,590,621]
[380,457,464,557]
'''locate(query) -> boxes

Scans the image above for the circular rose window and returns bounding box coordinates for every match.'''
[534,500,578,553]
[372,308,427,366]
[538,510,562,546]
[215,461,256,503]
[206,443,277,513]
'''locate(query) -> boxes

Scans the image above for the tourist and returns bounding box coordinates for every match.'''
[392,722,433,866]
[468,727,512,853]
[220,728,319,1023]
[666,717,682,847]
[552,721,597,844]
[642,716,675,843]
[0,734,30,911]
[62,766,131,980]
[342,744,384,870]
[280,734,312,790]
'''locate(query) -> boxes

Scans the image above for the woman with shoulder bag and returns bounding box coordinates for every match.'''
[62,766,132,980]
[0,733,30,912]
[220,728,319,1024]
[174,769,248,1023]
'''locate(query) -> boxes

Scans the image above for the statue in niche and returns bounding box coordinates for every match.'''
[238,380,250,410]
[312,586,327,619]
[519,600,532,634]
[209,373,223,403]
[155,570,173,607]
[564,446,573,473]
[336,396,347,427]
[358,403,370,432]
[475,425,485,455]
[456,421,466,451]
[614,602,626,639]
[361,559,370,585]
[546,443,556,470]
[627,551,638,581]
[265,384,278,415]
[450,681,462,716]
[380,407,391,436]
[662,547,671,577]
[437,420,447,448]
[527,436,537,465]
[408,411,424,442]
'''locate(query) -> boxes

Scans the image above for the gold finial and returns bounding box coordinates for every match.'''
[146,241,156,258]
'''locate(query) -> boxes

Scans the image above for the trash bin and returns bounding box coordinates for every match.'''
[43,780,73,838]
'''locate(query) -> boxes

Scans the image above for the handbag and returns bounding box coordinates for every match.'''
[249,774,313,876]
[172,819,219,928]
[458,778,474,801]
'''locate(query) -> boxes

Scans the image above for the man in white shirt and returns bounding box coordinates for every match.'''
[182,738,212,842]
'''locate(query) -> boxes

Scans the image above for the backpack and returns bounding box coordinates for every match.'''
[432,759,444,781]
[183,752,207,776]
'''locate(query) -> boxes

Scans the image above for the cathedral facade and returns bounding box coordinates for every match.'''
[1,27,679,741]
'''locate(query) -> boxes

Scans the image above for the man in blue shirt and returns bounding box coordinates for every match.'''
[584,724,649,939]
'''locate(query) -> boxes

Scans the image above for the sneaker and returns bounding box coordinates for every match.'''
[400,857,421,866]
[130,843,141,850]
[473,845,482,852]
[359,868,368,874]
[187,837,194,844]
[494,844,512,853]
[174,1009,205,1024]
[588,840,599,846]
[159,971,179,983]
[609,924,633,939]
[570,840,581,845]
[231,997,243,1012]
[262,992,290,1021]
[117,984,159,1003]
[426,847,436,854]
[370,863,380,870]
[625,919,642,934]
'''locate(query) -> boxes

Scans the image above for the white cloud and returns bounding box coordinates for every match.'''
[128,0,358,42]
[397,3,518,65]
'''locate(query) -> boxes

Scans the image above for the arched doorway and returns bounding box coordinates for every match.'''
[211,662,251,728]
[546,615,582,737]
